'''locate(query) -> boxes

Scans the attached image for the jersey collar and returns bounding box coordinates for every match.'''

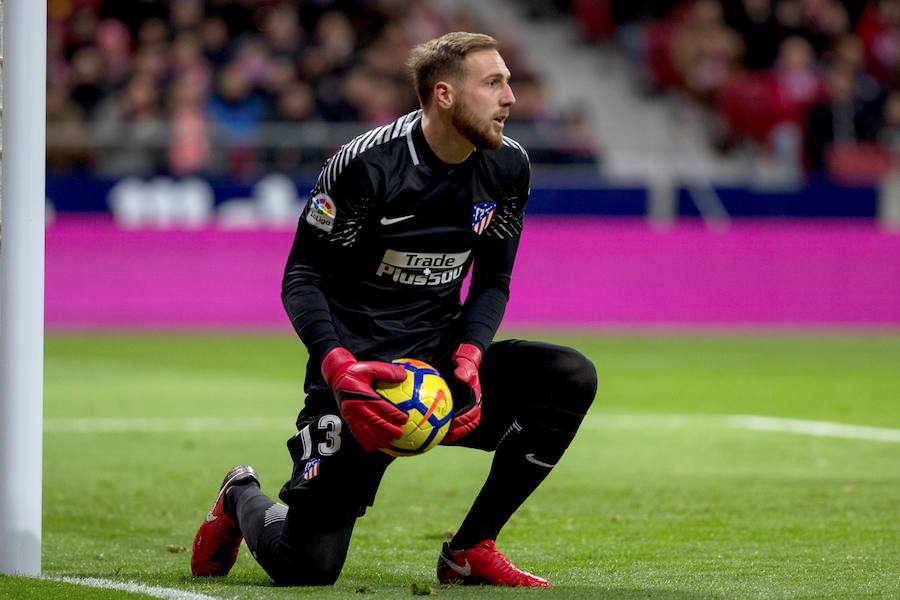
[410,117,476,174]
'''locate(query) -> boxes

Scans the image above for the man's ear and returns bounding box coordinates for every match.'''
[434,81,454,110]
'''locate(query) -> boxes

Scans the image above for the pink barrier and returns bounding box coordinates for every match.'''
[45,216,900,328]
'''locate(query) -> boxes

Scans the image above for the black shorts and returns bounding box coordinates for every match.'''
[278,339,570,516]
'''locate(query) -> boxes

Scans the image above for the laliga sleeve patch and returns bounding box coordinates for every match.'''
[306,193,336,233]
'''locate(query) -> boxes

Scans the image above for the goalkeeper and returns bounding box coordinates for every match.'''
[190,31,596,588]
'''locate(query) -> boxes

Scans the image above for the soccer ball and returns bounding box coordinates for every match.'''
[375,358,453,457]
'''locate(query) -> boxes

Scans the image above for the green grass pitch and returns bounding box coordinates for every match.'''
[2,332,899,599]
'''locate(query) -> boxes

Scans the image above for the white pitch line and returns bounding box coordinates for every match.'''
[43,414,900,443]
[49,576,220,600]
[44,416,288,433]
[728,414,900,443]
[584,414,716,429]
[580,414,900,443]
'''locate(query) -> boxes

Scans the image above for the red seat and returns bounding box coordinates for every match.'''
[826,142,893,185]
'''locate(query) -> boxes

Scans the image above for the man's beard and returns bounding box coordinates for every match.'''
[451,100,503,150]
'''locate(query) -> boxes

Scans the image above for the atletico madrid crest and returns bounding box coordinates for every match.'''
[471,202,496,234]
[301,458,321,481]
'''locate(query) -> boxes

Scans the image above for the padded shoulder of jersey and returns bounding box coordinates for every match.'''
[481,134,531,187]
[500,135,529,164]
[318,110,422,194]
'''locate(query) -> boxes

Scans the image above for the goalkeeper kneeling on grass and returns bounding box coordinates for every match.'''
[190,31,597,588]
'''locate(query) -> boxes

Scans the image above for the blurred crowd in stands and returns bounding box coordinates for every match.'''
[46,0,596,179]
[46,0,900,184]
[561,0,900,182]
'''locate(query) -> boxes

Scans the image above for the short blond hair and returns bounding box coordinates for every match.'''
[407,32,499,107]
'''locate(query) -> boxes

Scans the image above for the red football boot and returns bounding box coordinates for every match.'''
[436,540,551,588]
[191,465,259,577]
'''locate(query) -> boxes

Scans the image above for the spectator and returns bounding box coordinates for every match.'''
[93,75,166,175]
[207,60,264,140]
[725,0,779,69]
[809,0,851,41]
[47,24,71,89]
[327,66,369,122]
[275,81,316,123]
[828,32,887,144]
[400,0,454,44]
[532,105,599,166]
[211,0,258,41]
[671,0,744,102]
[555,106,600,165]
[98,0,166,40]
[856,0,900,87]
[313,12,359,76]
[170,0,206,35]
[804,65,877,172]
[232,35,273,87]
[259,2,305,61]
[66,6,100,54]
[207,61,265,178]
[506,76,550,123]
[359,24,413,78]
[771,36,825,125]
[771,0,818,49]
[46,81,93,172]
[763,36,824,175]
[169,76,212,176]
[68,46,107,117]
[358,74,405,124]
[95,18,133,88]
[136,17,170,51]
[878,89,900,153]
[200,15,231,67]
[829,33,883,105]
[170,32,213,92]
[132,43,170,83]
[262,56,301,119]
[266,81,320,172]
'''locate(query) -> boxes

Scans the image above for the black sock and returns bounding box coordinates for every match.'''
[227,483,287,557]
[450,403,587,550]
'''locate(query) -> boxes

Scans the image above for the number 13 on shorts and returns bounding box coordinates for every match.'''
[294,414,343,459]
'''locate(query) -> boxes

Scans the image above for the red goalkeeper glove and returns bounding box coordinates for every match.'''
[441,343,483,445]
[321,347,408,452]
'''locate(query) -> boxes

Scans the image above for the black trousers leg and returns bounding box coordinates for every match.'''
[449,339,597,549]
[231,483,359,586]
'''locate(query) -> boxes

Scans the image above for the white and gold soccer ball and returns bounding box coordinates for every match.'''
[375,358,453,457]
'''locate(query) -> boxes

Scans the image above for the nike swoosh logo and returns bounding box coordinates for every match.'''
[380,215,415,226]
[443,555,472,577]
[525,453,556,468]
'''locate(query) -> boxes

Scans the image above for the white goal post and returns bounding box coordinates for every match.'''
[0,0,46,576]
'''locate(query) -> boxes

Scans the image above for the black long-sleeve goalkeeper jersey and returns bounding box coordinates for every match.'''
[282,110,530,393]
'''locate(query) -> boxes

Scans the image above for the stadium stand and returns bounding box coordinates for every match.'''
[46,0,598,178]
[560,0,899,183]
[44,0,900,222]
